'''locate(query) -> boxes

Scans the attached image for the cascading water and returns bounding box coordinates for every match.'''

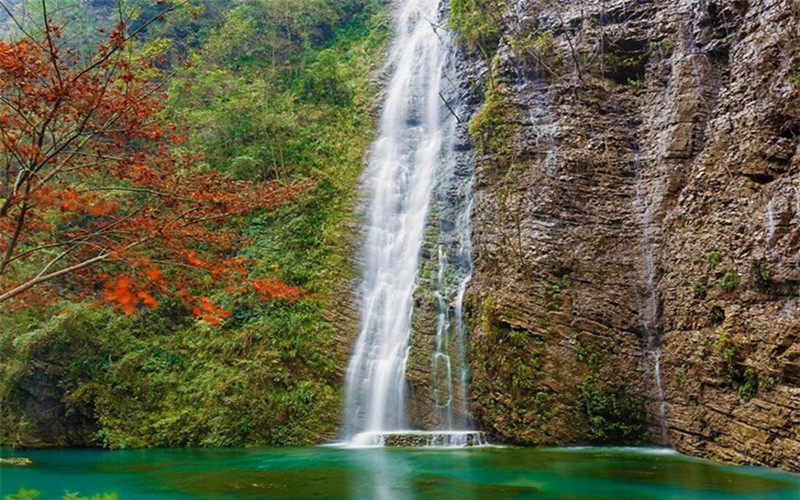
[632,144,669,445]
[794,187,800,281]
[432,246,455,429]
[428,153,476,434]
[683,0,712,154]
[766,199,784,275]
[794,187,800,224]
[341,0,481,447]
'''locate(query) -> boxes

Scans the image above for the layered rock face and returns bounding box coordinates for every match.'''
[463,0,800,470]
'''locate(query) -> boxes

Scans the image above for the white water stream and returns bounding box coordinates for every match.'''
[341,0,479,447]
[632,145,669,445]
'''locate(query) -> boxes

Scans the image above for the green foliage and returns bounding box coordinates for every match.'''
[544,283,562,310]
[601,48,649,86]
[706,251,723,269]
[1,0,389,448]
[753,258,773,293]
[450,0,505,58]
[197,0,367,72]
[62,494,117,500]
[2,286,345,448]
[718,270,740,292]
[468,84,524,178]
[715,329,736,365]
[480,295,495,337]
[508,30,564,80]
[709,305,725,324]
[471,304,555,436]
[573,334,647,444]
[4,488,41,500]
[737,368,758,402]
[624,77,644,89]
[572,335,602,368]
[789,56,800,87]
[713,329,760,402]
[579,374,647,444]
[648,38,676,61]
[692,281,708,299]
[752,259,799,297]
[532,391,556,422]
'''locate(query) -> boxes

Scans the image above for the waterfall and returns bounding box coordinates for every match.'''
[794,186,800,224]
[766,199,785,276]
[794,187,800,281]
[341,0,480,447]
[632,144,669,445]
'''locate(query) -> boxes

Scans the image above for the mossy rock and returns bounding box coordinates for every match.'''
[0,457,33,466]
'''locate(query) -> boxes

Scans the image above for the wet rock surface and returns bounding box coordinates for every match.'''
[464,0,800,471]
[373,431,487,447]
[10,356,99,448]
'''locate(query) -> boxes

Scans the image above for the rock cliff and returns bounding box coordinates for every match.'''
[460,0,800,471]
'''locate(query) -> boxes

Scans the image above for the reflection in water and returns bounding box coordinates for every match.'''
[350,450,412,500]
[348,449,480,500]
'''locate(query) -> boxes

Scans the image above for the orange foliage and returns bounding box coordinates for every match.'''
[252,278,306,303]
[0,16,307,321]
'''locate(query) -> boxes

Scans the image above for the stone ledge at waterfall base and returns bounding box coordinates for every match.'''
[344,431,489,447]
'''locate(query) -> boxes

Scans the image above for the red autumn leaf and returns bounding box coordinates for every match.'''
[137,291,159,308]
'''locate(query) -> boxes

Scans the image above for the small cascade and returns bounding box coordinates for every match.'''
[795,186,800,280]
[767,199,777,246]
[762,191,800,288]
[429,173,475,432]
[766,199,782,274]
[432,246,456,429]
[632,144,669,445]
[452,214,473,430]
[682,0,713,154]
[794,186,800,224]
[651,349,668,442]
[684,0,704,90]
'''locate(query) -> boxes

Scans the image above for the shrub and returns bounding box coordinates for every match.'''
[719,270,740,292]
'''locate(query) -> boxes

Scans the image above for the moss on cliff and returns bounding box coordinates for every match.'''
[468,86,521,167]
[450,0,504,58]
[471,309,556,442]
[574,335,647,444]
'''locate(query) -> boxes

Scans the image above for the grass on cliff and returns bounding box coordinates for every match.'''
[450,0,504,59]
[0,0,388,448]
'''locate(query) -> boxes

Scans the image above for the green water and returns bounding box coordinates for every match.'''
[1,446,799,499]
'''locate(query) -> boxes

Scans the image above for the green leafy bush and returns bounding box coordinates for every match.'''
[450,0,504,57]
[706,251,722,269]
[718,270,740,292]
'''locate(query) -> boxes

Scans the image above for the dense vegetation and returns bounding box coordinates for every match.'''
[0,0,389,447]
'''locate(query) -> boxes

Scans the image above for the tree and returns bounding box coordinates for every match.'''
[0,1,305,321]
